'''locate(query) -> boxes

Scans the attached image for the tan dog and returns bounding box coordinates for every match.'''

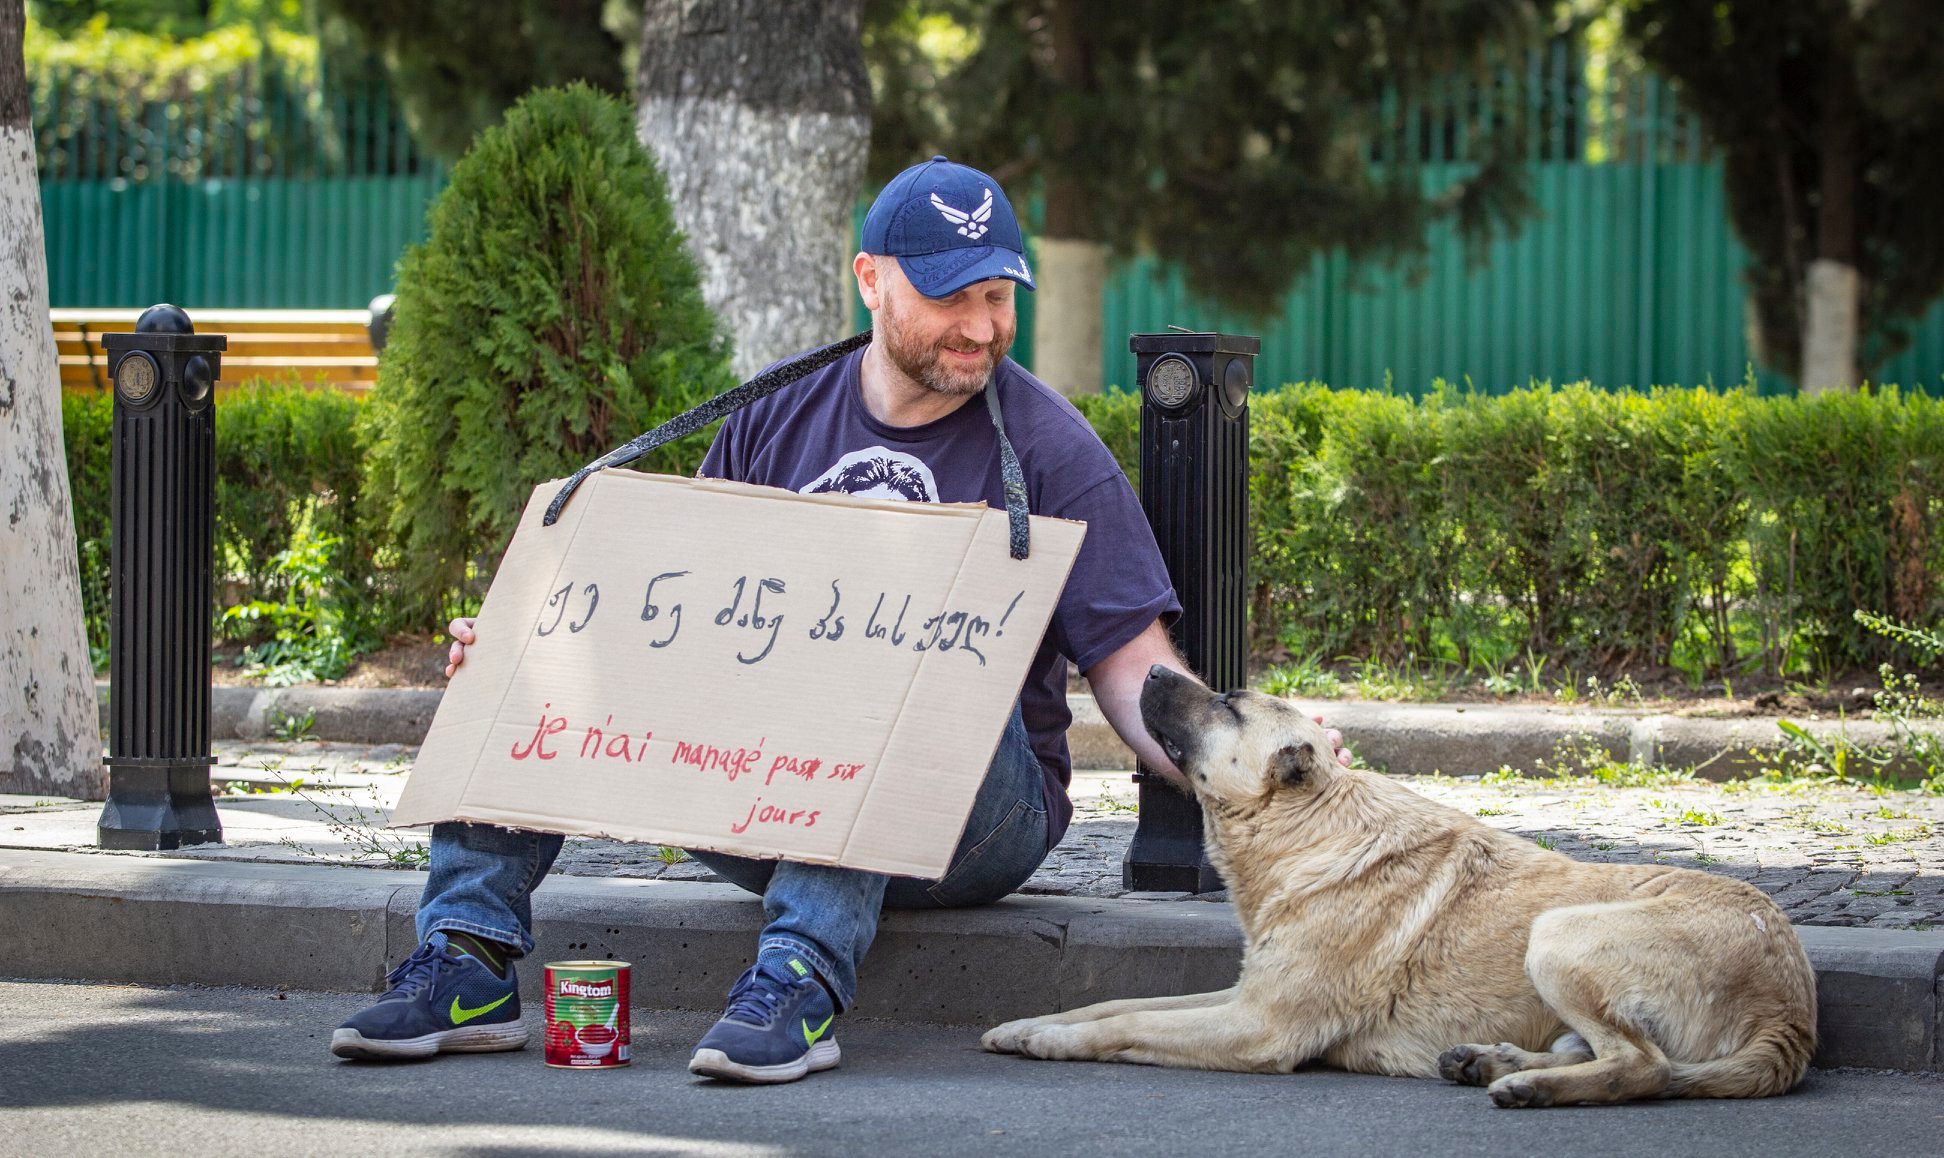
[984,667,1818,1107]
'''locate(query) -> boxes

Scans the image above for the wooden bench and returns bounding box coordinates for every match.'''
[54,309,379,393]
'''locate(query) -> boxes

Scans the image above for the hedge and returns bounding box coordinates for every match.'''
[63,380,1944,679]
[1081,382,1944,676]
[62,382,365,659]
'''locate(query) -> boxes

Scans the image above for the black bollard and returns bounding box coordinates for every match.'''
[1122,331,1258,893]
[367,293,397,355]
[96,305,228,850]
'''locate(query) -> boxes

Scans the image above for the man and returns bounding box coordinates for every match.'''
[332,156,1349,1082]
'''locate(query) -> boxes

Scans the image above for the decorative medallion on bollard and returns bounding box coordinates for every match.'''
[96,305,228,850]
[1123,331,1258,893]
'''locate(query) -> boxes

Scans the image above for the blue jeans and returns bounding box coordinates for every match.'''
[415,706,1051,1010]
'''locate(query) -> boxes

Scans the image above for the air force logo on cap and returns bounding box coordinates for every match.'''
[862,156,1035,299]
[931,189,992,239]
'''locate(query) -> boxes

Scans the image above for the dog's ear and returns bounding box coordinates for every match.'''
[1269,742,1316,787]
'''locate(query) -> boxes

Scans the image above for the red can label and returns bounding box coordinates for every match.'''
[544,961,631,1068]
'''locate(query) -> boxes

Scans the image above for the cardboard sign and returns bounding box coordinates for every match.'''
[391,470,1086,879]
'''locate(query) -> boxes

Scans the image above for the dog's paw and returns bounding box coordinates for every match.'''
[1439,1042,1528,1086]
[1487,1075,1556,1109]
[1438,1044,1486,1085]
[981,1018,1043,1054]
[1013,1024,1093,1062]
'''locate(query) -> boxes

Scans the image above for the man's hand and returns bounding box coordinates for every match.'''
[1083,620,1352,785]
[443,617,477,679]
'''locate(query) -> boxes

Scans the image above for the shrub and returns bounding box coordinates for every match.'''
[215,380,365,595]
[1274,385,1457,661]
[62,382,370,666]
[218,530,374,686]
[359,83,733,627]
[1073,380,1944,680]
[1069,392,1140,490]
[1727,388,1944,673]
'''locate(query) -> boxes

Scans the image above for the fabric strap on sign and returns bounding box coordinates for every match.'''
[542,330,1032,559]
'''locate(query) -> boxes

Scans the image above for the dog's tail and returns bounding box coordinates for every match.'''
[1664,1019,1817,1099]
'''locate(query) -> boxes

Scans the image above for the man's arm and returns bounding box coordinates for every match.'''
[1082,618,1350,786]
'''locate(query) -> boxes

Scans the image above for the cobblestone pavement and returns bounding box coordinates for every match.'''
[183,743,1944,930]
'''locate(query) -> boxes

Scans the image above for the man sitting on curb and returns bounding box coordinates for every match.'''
[330,156,1351,1083]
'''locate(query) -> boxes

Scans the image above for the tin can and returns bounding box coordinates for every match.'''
[543,960,631,1068]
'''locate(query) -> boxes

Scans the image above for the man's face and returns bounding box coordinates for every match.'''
[868,257,1018,397]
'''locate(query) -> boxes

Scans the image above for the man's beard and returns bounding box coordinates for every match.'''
[880,308,1015,398]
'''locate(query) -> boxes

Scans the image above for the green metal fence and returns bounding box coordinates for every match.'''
[33,41,1944,391]
[34,51,444,309]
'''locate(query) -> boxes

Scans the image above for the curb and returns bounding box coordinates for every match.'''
[98,683,1941,779]
[1281,700,1934,780]
[2,848,1936,1071]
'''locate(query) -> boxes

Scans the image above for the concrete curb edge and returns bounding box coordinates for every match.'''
[2,848,1936,1072]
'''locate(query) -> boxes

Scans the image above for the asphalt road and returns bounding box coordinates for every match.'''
[0,980,1939,1157]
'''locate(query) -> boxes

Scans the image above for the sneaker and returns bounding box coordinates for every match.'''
[688,956,841,1083]
[330,933,529,1060]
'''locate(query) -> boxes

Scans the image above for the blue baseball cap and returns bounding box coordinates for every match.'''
[861,156,1035,298]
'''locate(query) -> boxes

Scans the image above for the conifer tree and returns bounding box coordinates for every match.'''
[316,0,628,159]
[1624,0,1944,389]
[360,83,732,625]
[867,0,1543,391]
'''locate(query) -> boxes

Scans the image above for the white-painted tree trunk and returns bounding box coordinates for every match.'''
[635,1,870,381]
[0,13,105,799]
[1031,237,1108,395]
[1800,259,1860,393]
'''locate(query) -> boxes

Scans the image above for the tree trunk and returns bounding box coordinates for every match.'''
[1800,17,1859,393]
[1033,235,1106,394]
[634,0,870,380]
[1031,0,1106,394]
[0,0,104,799]
[1802,259,1858,392]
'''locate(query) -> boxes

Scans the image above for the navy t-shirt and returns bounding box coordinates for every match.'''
[698,347,1179,847]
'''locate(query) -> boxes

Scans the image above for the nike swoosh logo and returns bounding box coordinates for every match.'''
[450,993,513,1025]
[802,1014,834,1048]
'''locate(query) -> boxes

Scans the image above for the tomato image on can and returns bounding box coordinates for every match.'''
[544,961,631,1068]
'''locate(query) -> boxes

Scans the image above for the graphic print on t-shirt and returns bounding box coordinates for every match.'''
[800,446,940,502]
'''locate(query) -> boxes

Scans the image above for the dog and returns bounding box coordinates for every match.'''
[983,666,1818,1107]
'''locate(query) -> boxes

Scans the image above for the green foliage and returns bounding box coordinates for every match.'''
[62,382,371,669]
[216,381,366,595]
[24,9,417,183]
[868,0,1546,314]
[1074,380,1944,679]
[315,0,628,159]
[268,706,317,742]
[1624,0,1944,376]
[60,390,115,669]
[27,13,321,174]
[28,1,307,39]
[1443,385,1745,669]
[218,531,376,686]
[1289,386,1455,660]
[1726,389,1944,673]
[359,84,734,627]
[1067,392,1139,489]
[1256,652,1344,699]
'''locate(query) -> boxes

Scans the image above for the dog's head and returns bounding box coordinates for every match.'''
[1139,665,1340,811]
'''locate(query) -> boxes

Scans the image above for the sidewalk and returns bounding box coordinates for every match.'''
[3,724,1942,1072]
[24,721,1944,927]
